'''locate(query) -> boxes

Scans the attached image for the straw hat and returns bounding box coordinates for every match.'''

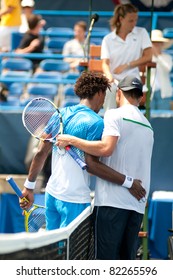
[151,29,173,49]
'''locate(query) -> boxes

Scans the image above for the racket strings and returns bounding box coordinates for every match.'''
[24,99,61,140]
[28,207,46,232]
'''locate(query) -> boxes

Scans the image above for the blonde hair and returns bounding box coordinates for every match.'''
[110,3,138,33]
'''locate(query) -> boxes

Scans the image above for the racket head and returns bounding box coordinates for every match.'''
[22,97,62,142]
[24,204,46,232]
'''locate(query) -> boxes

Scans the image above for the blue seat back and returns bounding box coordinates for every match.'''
[46,27,74,38]
[39,59,70,72]
[45,38,69,53]
[1,58,33,71]
[27,84,58,98]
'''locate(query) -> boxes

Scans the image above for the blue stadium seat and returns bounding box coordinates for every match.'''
[1,71,31,78]
[91,27,109,37]
[27,83,58,99]
[1,71,31,89]
[33,71,62,81]
[63,72,80,81]
[163,28,173,39]
[61,99,79,107]
[0,99,20,106]
[1,58,33,72]
[44,37,69,53]
[90,37,103,45]
[92,27,110,33]
[9,83,24,96]
[63,85,76,98]
[46,27,74,38]
[39,59,70,73]
[11,31,24,51]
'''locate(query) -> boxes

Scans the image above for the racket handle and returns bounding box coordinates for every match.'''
[6,176,24,199]
[65,146,87,170]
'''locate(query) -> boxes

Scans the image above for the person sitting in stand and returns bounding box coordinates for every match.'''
[62,21,87,72]
[15,14,46,71]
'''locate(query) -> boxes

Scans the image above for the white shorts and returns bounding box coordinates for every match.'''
[0,26,20,51]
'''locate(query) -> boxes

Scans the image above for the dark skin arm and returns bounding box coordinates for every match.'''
[85,153,146,201]
[20,140,52,209]
[56,135,146,200]
[20,141,145,210]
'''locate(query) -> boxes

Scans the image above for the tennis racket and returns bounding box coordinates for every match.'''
[22,97,87,170]
[6,176,46,233]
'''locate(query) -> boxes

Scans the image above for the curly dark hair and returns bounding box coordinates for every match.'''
[74,71,111,99]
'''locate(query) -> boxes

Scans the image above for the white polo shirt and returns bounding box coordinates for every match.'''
[94,104,154,214]
[101,26,152,81]
[62,38,85,57]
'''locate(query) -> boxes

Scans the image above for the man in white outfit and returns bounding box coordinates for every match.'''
[57,75,154,260]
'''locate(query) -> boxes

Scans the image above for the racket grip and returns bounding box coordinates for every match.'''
[6,176,24,198]
[65,146,87,170]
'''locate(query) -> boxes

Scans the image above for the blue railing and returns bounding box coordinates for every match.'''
[33,10,173,30]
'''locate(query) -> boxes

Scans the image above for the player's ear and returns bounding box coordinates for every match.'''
[116,88,122,99]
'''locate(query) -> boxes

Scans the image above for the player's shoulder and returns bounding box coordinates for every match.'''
[104,108,121,118]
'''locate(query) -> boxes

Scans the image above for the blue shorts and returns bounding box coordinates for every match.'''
[45,192,90,230]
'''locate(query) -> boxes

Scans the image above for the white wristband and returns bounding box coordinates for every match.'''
[122,176,134,189]
[24,178,36,190]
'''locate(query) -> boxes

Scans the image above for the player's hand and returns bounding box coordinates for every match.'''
[56,134,73,148]
[19,188,34,210]
[128,179,146,202]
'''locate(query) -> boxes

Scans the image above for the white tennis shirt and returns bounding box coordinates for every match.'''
[101,26,152,81]
[95,104,154,214]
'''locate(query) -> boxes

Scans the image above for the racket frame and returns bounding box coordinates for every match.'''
[6,176,46,232]
[22,97,87,170]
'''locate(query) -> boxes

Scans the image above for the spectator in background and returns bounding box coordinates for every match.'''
[150,29,173,110]
[101,3,152,111]
[19,0,35,33]
[15,14,46,71]
[0,0,21,52]
[62,21,87,72]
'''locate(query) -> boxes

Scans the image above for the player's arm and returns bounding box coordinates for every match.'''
[20,141,52,209]
[57,134,116,157]
[85,154,146,201]
[27,140,52,182]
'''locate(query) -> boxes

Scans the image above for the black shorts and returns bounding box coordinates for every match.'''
[94,206,143,260]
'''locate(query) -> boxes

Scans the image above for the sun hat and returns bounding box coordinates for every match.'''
[21,0,35,7]
[151,29,173,49]
[118,76,143,92]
